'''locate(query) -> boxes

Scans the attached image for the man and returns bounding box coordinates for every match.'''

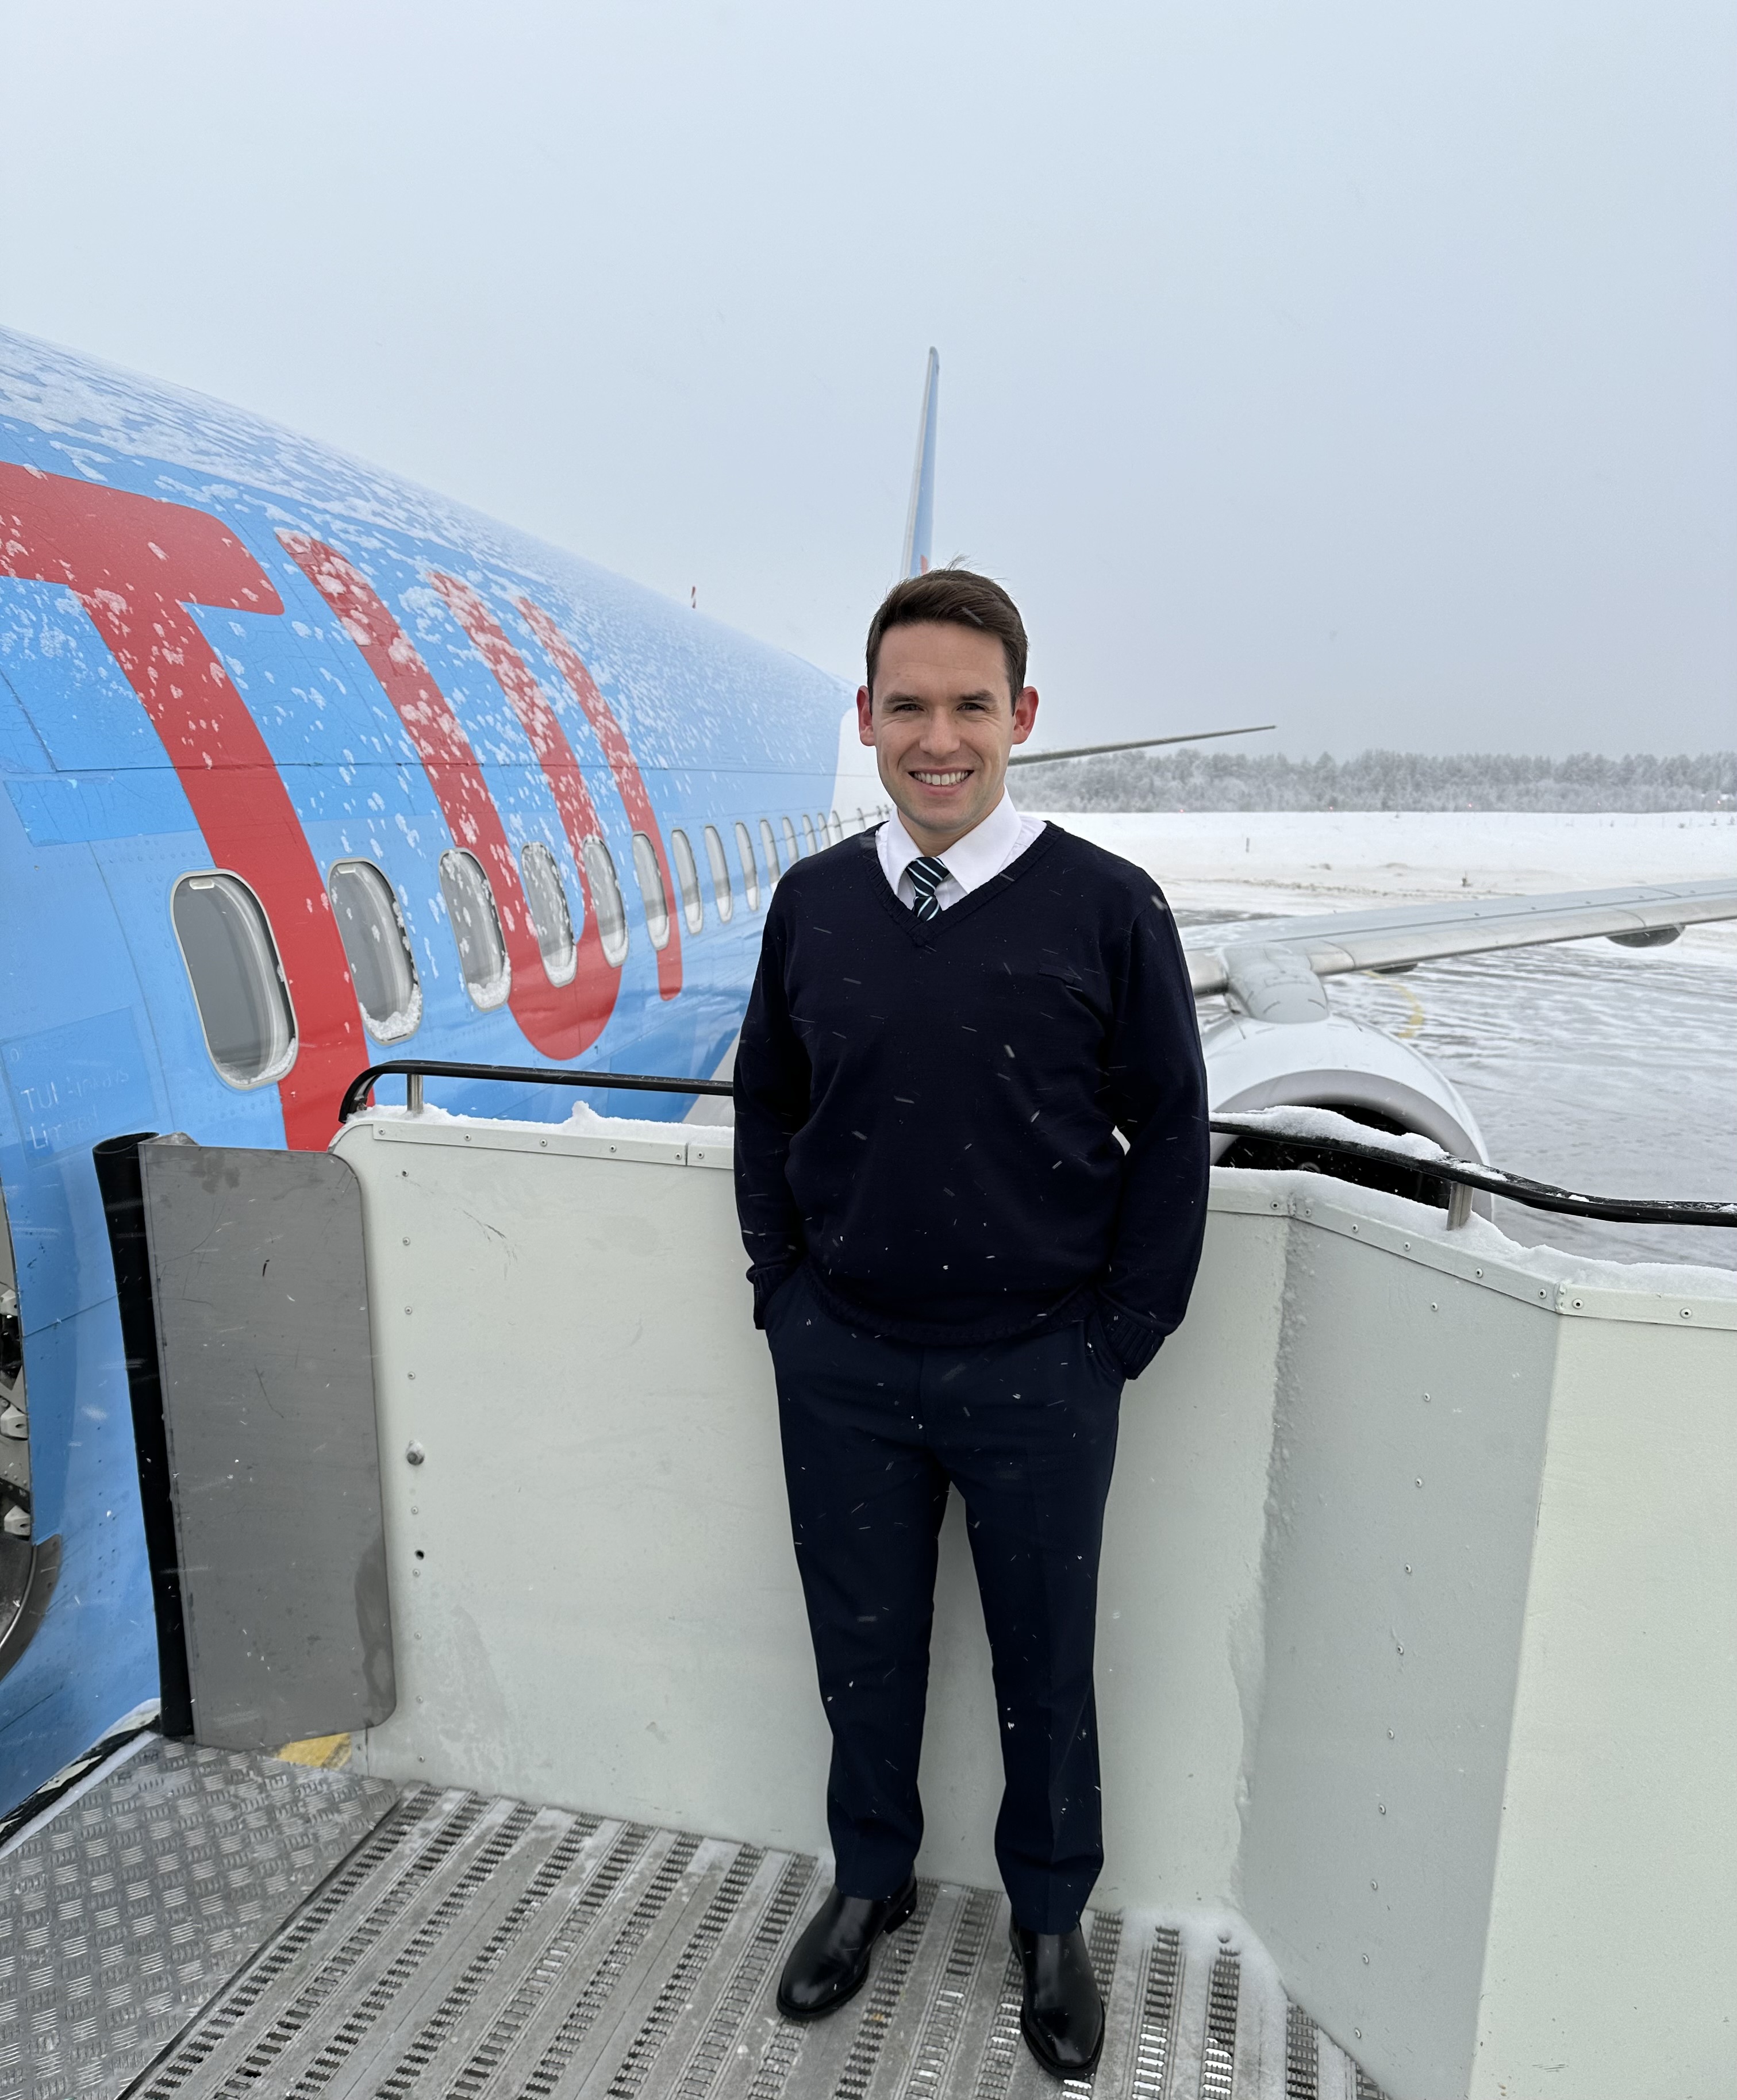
[733,568,1208,2077]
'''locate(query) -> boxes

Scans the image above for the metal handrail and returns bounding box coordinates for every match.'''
[1209,1113,1737,1229]
[338,1058,732,1125]
[337,1061,1736,1230]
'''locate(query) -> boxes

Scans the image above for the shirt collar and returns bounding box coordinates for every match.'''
[878,790,1025,897]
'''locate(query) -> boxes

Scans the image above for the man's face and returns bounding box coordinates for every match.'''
[856,621,1039,855]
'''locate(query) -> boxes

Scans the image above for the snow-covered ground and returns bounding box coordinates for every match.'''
[1040,810,1737,1268]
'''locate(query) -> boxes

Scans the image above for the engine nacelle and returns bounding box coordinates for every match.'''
[1202,1009,1490,1181]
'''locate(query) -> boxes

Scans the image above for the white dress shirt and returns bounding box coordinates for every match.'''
[875,791,1046,912]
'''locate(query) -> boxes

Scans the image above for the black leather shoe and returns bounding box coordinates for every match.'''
[1010,1923,1105,2078]
[776,1877,918,2020]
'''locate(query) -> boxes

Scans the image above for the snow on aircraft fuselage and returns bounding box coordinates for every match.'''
[1,328,1733,1813]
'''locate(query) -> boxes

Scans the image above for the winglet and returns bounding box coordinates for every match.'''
[900,348,940,578]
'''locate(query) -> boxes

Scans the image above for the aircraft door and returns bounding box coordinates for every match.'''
[0,1173,43,1674]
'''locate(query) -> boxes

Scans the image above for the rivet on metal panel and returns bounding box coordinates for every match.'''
[1680,1307,1693,1319]
[406,1442,425,1466]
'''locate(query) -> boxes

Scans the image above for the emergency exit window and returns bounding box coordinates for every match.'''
[670,828,705,934]
[172,872,298,1088]
[704,825,735,922]
[734,821,761,911]
[439,849,511,1009]
[632,833,671,950]
[583,837,630,966]
[520,843,577,986]
[328,859,421,1043]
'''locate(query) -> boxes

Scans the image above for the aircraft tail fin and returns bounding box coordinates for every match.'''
[900,348,940,578]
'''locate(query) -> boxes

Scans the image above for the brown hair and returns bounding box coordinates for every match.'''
[864,567,1028,703]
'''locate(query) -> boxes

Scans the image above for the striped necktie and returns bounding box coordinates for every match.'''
[906,855,950,921]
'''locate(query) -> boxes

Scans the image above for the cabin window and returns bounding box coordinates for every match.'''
[734,821,761,911]
[829,811,844,844]
[670,828,705,933]
[439,850,511,1009]
[760,818,782,882]
[328,859,421,1042]
[520,843,577,986]
[705,825,735,921]
[800,814,817,857]
[632,832,671,949]
[781,816,801,867]
[583,836,631,964]
[853,808,867,833]
[172,872,298,1087]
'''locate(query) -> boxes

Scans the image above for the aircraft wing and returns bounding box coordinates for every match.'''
[1009,723,1275,764]
[1182,878,1737,1003]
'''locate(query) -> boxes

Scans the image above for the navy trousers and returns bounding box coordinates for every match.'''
[764,1268,1124,1933]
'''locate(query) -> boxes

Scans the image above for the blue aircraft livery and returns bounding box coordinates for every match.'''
[0,327,878,1809]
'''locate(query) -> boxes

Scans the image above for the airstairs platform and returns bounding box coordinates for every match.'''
[23,1120,1730,2099]
[1,1737,1381,2100]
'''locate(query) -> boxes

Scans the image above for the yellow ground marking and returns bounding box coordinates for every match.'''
[275,1732,353,1769]
[1366,973,1427,1039]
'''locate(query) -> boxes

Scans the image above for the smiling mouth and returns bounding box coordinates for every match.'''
[910,768,973,786]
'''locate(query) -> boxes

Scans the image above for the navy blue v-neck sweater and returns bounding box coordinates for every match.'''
[732,822,1209,1376]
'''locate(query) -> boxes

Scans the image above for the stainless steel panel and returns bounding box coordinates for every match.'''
[0,1736,397,2100]
[140,1141,394,1748]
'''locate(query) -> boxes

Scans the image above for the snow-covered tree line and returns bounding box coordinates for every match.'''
[1014,748,1737,813]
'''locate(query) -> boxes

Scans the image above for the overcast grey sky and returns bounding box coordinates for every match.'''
[3,1,1733,755]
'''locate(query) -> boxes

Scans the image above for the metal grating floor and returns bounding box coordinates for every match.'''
[3,1751,1388,2100]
